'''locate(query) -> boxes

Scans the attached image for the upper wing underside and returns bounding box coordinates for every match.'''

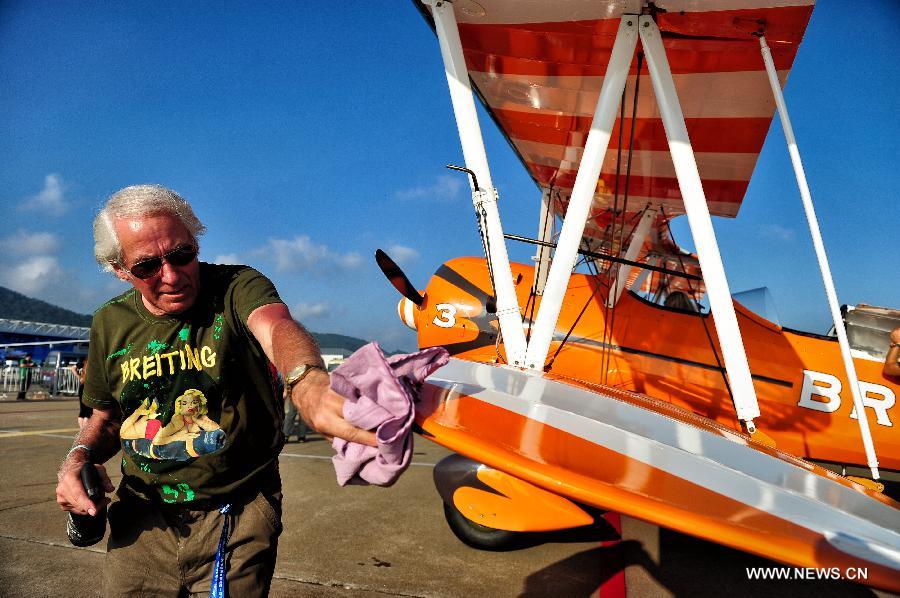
[419,0,814,254]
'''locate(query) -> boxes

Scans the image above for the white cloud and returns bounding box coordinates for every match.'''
[394,174,465,201]
[20,174,70,216]
[0,230,61,255]
[0,203,128,313]
[338,253,364,268]
[255,235,363,273]
[293,302,330,320]
[386,244,418,265]
[0,255,65,296]
[760,224,794,242]
[214,254,242,265]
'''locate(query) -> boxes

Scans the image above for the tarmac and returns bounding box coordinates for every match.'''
[0,392,893,597]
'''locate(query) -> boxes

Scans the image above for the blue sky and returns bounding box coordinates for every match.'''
[1,1,897,352]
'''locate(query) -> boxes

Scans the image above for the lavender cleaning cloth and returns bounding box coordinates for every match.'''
[330,342,449,486]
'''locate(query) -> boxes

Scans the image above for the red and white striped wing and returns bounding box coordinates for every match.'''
[431,0,814,232]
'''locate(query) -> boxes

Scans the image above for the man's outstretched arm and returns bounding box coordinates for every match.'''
[247,303,376,446]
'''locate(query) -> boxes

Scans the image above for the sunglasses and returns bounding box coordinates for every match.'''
[123,245,198,280]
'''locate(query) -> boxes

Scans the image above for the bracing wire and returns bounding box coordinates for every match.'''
[552,49,647,377]
[602,52,643,384]
[546,237,607,370]
[660,207,735,404]
[600,68,629,382]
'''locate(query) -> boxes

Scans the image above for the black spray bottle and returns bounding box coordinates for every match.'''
[66,462,107,547]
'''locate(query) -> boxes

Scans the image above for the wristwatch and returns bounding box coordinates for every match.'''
[284,364,326,395]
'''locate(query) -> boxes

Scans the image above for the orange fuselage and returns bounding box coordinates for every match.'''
[411,257,898,472]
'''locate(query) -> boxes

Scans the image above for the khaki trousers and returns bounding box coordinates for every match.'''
[103,486,282,597]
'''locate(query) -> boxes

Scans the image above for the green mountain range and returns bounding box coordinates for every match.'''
[0,286,93,327]
[0,285,383,353]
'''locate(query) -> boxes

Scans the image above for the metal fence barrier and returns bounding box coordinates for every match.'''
[0,366,19,392]
[52,366,80,395]
[1,365,80,396]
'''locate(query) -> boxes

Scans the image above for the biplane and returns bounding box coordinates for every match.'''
[377,0,900,591]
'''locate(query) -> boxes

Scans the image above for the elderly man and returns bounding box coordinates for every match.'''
[55,184,375,596]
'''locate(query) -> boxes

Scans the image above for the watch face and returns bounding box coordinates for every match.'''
[287,365,309,385]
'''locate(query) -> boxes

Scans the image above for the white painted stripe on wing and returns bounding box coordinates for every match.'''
[448,0,813,25]
[425,359,900,566]
[471,71,787,119]
[448,0,635,25]
[654,0,814,12]
[574,195,739,218]
[513,141,759,181]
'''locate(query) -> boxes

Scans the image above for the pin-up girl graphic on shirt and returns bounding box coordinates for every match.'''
[121,389,226,462]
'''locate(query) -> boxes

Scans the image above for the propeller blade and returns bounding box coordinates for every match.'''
[375,249,424,306]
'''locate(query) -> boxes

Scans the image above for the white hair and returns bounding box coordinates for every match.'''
[93,184,206,272]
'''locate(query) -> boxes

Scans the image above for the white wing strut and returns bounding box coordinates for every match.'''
[606,205,657,308]
[426,0,527,366]
[524,17,640,370]
[523,16,761,428]
[639,17,761,426]
[760,36,879,478]
[532,187,554,296]
[422,7,766,431]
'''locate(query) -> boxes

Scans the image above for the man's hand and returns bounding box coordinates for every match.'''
[295,370,377,447]
[56,455,114,516]
[56,406,121,515]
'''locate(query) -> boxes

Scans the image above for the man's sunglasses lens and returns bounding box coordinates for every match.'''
[130,260,162,279]
[130,246,197,279]
[167,246,198,266]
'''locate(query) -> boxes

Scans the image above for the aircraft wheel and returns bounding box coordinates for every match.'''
[442,501,518,551]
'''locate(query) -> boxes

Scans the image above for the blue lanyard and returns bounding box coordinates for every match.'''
[210,503,232,598]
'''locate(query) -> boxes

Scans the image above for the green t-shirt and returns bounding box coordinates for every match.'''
[84,263,285,504]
